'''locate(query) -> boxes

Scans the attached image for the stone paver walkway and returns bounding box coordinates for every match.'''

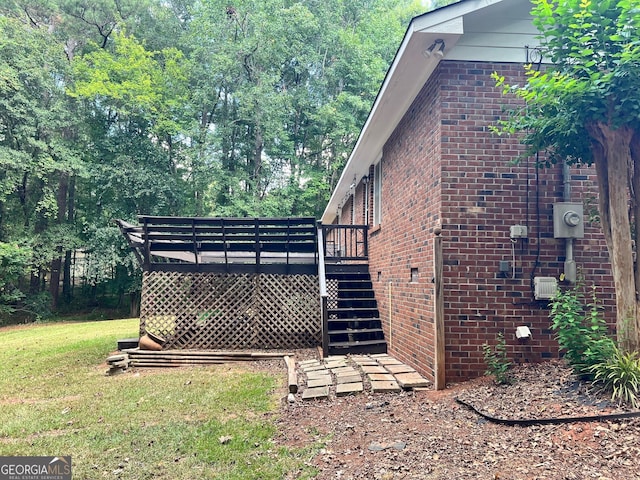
[298,354,430,400]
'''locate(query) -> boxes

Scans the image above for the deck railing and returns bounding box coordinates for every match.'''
[318,224,369,262]
[118,216,318,275]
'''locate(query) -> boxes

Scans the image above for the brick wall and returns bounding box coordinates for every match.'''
[342,60,615,383]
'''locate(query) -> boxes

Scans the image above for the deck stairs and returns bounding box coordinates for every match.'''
[325,263,387,355]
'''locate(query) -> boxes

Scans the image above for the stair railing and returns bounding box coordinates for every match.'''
[317,222,329,357]
[318,224,368,262]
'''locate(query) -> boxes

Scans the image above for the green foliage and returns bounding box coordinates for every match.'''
[492,0,640,163]
[482,332,513,385]
[24,291,53,321]
[589,346,640,408]
[550,283,615,375]
[0,242,56,321]
[0,242,31,313]
[0,0,422,316]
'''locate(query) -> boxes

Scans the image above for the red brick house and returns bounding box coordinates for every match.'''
[321,0,615,385]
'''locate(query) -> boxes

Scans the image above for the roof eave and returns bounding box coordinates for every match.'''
[321,0,514,224]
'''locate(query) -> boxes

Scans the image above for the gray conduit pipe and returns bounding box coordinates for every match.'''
[563,160,577,283]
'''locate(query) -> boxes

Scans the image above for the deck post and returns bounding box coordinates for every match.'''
[142,217,150,270]
[317,223,329,357]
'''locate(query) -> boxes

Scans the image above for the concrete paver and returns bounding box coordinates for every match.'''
[395,372,430,389]
[350,355,370,362]
[299,359,320,366]
[297,353,429,399]
[331,366,358,375]
[367,373,396,382]
[308,376,332,388]
[336,382,364,396]
[384,364,416,374]
[301,386,329,400]
[302,364,328,372]
[370,380,401,393]
[306,369,330,380]
[352,360,379,367]
[336,373,362,384]
[361,365,388,375]
[324,361,348,369]
[377,358,403,366]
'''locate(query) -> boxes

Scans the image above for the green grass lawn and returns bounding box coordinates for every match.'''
[0,319,318,479]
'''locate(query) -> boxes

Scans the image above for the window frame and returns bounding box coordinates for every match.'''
[373,158,382,226]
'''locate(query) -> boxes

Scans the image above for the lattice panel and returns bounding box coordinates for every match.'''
[327,279,339,310]
[140,272,321,350]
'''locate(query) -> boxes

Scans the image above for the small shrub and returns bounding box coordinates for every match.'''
[549,283,613,375]
[482,332,513,385]
[589,347,640,408]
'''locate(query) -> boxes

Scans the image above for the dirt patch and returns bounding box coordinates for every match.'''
[275,358,640,479]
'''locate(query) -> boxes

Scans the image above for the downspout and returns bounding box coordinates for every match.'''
[563,161,577,284]
[388,281,392,350]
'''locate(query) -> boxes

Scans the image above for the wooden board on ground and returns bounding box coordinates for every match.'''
[284,356,298,394]
[124,349,292,358]
[124,349,291,368]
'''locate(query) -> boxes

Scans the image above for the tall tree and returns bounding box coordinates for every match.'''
[493,0,640,352]
[0,13,83,309]
[1,0,424,317]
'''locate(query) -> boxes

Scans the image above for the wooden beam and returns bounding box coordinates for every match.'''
[434,227,445,390]
[284,355,298,394]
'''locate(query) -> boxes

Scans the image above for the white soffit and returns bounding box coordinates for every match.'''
[449,0,538,62]
[322,0,533,224]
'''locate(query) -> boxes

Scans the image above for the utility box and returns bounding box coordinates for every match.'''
[534,277,558,300]
[509,225,528,239]
[553,202,584,239]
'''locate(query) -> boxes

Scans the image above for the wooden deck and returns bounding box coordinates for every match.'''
[118,216,318,275]
[117,217,384,354]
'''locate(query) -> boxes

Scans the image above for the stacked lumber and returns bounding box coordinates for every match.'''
[123,349,292,368]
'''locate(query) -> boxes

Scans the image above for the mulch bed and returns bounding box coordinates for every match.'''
[274,358,640,480]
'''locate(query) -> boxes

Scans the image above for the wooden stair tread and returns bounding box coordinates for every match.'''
[329,339,388,347]
[328,328,384,335]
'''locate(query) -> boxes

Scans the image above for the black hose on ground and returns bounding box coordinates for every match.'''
[455,397,640,427]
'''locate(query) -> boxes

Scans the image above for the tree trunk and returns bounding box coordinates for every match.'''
[49,172,70,310]
[589,122,640,352]
[129,290,141,318]
[253,128,263,186]
[62,176,76,305]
